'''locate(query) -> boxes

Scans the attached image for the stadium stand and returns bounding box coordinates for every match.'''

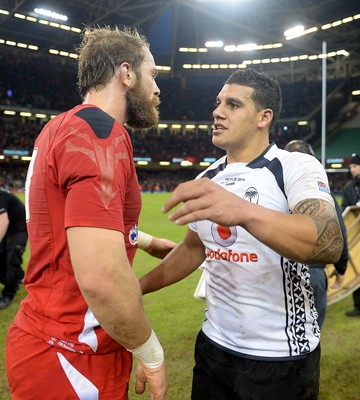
[0,49,360,194]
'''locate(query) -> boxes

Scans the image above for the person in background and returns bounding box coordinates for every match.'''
[0,189,28,309]
[342,153,360,317]
[284,140,348,328]
[5,26,166,400]
[139,68,343,400]
[341,153,360,210]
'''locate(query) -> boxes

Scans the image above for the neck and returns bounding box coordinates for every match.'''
[83,79,127,124]
[226,137,270,164]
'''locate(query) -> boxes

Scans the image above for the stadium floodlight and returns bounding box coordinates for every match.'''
[34,8,68,22]
[196,0,247,2]
[224,42,283,52]
[284,25,304,37]
[181,161,193,167]
[205,41,223,48]
[237,43,258,51]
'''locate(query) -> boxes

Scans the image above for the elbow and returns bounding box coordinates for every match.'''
[77,279,104,302]
[331,235,344,264]
[76,271,116,303]
[306,234,344,265]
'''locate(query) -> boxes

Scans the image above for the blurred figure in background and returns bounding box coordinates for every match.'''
[284,140,348,328]
[341,153,360,210]
[342,153,360,317]
[0,189,27,309]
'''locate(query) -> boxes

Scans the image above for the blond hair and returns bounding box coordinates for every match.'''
[77,25,149,99]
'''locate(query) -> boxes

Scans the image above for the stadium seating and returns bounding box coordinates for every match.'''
[0,51,358,192]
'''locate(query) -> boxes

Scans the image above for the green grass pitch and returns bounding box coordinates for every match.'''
[0,192,359,399]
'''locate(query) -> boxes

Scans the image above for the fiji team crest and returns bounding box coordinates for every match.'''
[243,187,259,204]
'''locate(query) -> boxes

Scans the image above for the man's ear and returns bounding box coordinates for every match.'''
[117,62,136,89]
[258,108,273,128]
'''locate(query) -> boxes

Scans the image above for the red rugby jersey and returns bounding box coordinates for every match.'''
[16,104,141,354]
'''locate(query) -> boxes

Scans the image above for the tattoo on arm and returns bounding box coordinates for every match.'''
[293,198,343,263]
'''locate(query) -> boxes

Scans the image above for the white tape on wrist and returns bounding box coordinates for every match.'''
[137,230,153,250]
[129,330,164,369]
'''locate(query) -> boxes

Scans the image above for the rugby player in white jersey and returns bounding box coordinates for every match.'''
[140,68,343,400]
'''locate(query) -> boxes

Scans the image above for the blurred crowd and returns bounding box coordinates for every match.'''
[0,157,351,196]
[1,52,357,121]
[0,51,357,194]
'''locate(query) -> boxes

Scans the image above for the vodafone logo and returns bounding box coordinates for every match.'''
[211,223,237,247]
[206,248,258,263]
[209,223,258,263]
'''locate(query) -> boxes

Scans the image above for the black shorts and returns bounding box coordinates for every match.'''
[191,330,320,400]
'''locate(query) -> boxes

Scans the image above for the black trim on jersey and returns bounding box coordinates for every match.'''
[200,158,227,180]
[199,143,286,199]
[74,107,115,139]
[247,143,286,200]
[246,142,275,168]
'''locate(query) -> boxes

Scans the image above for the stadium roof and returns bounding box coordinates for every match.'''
[1,0,360,80]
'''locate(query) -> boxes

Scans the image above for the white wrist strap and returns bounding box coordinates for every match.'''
[128,329,164,369]
[137,230,153,250]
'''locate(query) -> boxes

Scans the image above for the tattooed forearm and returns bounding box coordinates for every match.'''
[293,198,343,264]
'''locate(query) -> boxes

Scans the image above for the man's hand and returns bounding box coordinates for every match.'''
[162,178,245,227]
[138,230,176,259]
[146,237,176,259]
[135,361,167,399]
[329,269,345,289]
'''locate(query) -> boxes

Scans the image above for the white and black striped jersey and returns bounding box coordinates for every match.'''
[190,143,334,360]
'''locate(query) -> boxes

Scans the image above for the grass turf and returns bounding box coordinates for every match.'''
[1,192,359,399]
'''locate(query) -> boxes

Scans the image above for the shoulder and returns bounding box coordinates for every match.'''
[0,190,10,211]
[343,180,354,190]
[271,146,317,166]
[274,148,325,180]
[73,106,116,139]
[0,189,10,200]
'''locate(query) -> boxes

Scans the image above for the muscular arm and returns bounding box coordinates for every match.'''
[140,228,205,295]
[67,226,152,349]
[162,178,343,264]
[295,198,343,263]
